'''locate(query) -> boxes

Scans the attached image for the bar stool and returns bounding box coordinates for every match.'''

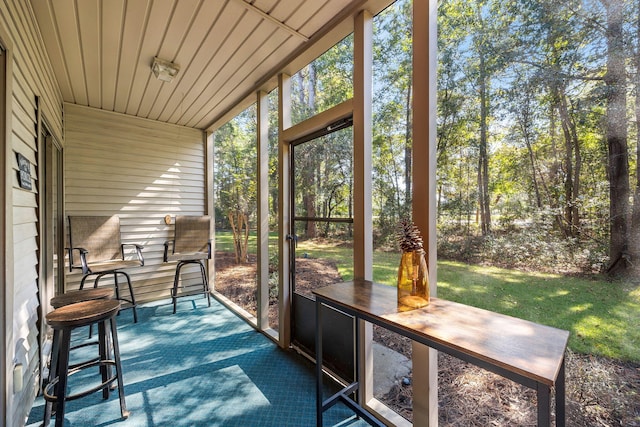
[43,299,129,427]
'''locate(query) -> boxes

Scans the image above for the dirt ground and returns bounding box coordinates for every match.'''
[214,252,640,426]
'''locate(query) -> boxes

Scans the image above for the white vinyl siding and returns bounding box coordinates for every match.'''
[1,0,65,424]
[64,103,207,303]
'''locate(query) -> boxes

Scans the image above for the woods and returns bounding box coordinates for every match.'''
[438,0,639,276]
[214,0,640,279]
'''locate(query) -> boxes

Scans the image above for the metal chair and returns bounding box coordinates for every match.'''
[68,216,143,322]
[164,215,212,313]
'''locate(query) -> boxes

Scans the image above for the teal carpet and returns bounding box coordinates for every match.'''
[27,296,371,427]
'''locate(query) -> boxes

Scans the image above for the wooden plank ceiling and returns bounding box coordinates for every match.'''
[30,0,363,130]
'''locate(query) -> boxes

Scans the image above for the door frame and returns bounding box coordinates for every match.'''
[0,27,13,427]
[0,32,8,425]
[279,98,355,351]
[37,119,64,389]
[288,119,355,382]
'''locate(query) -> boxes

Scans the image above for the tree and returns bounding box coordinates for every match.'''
[214,106,257,263]
[631,0,640,276]
[602,0,631,274]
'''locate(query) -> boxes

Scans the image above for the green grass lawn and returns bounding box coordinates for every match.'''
[436,261,640,362]
[215,231,640,362]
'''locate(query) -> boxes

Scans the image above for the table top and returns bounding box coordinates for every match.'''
[313,279,569,387]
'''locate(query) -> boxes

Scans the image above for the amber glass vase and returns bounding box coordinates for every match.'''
[397,249,429,309]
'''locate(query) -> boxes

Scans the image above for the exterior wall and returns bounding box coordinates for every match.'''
[1,0,65,425]
[64,103,207,303]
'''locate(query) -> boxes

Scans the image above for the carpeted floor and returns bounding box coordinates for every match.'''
[26,296,370,427]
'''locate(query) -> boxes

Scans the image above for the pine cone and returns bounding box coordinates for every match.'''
[398,220,424,252]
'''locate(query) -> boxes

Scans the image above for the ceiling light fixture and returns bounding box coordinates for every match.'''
[151,57,180,82]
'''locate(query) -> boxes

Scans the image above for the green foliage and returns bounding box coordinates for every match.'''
[434,0,637,254]
[437,217,610,273]
[291,35,354,125]
[214,106,257,229]
[372,0,413,242]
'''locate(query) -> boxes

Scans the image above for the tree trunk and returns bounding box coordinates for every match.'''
[518,84,543,209]
[558,89,581,237]
[603,0,630,275]
[630,0,640,276]
[303,180,317,238]
[478,53,491,235]
[228,210,249,263]
[404,83,413,204]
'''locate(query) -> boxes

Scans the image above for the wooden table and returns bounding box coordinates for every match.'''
[313,280,569,427]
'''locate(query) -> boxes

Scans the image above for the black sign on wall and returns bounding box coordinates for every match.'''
[16,152,32,190]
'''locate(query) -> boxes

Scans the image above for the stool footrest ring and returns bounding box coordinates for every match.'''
[68,339,101,369]
[44,359,118,402]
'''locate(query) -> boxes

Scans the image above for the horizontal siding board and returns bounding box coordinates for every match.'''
[65,181,205,194]
[65,173,206,185]
[13,221,38,241]
[63,162,205,181]
[13,206,39,224]
[65,208,206,218]
[64,145,205,167]
[14,273,38,306]
[11,131,37,160]
[11,111,37,152]
[12,79,37,130]
[13,69,38,110]
[12,187,38,208]
[65,146,205,169]
[13,234,39,261]
[63,119,204,144]
[64,194,205,204]
[13,255,39,284]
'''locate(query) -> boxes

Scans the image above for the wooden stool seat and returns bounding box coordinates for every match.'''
[43,299,128,426]
[46,299,120,327]
[50,289,115,368]
[50,288,114,308]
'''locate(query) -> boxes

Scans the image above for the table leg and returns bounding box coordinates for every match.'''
[354,315,360,406]
[316,299,323,427]
[555,358,566,427]
[537,382,551,427]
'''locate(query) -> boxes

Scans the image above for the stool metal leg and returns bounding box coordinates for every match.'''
[119,271,138,323]
[109,316,129,418]
[98,320,110,399]
[42,329,61,427]
[173,260,210,313]
[54,328,72,427]
[83,271,138,323]
[172,263,183,314]
[198,260,211,307]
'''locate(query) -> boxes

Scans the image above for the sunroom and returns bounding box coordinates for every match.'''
[2,0,576,426]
